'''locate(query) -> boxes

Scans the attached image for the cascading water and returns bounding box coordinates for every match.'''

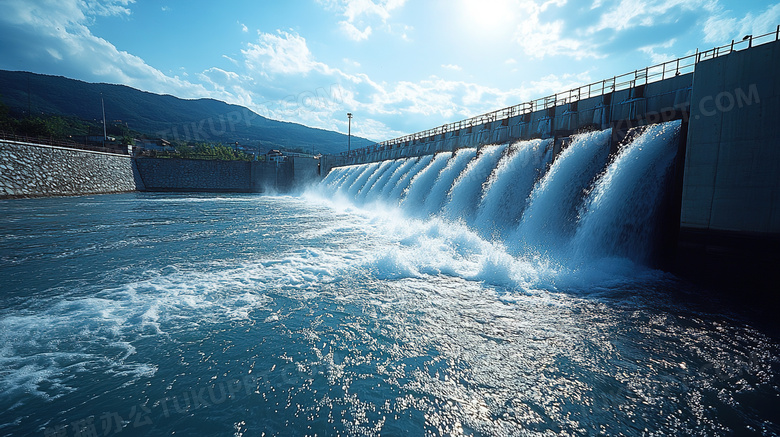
[441,144,507,224]
[510,129,612,257]
[421,147,476,216]
[335,164,369,196]
[355,160,393,202]
[321,165,348,189]
[320,166,343,186]
[572,120,682,262]
[379,158,417,199]
[474,138,552,241]
[401,152,453,210]
[388,155,435,202]
[363,159,404,200]
[319,121,680,269]
[346,162,380,198]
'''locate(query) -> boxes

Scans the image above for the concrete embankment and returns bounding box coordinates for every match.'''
[134,157,319,193]
[134,158,256,193]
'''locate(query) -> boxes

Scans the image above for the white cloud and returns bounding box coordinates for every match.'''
[85,0,135,17]
[526,72,592,97]
[392,23,414,41]
[340,0,406,22]
[239,21,248,33]
[442,64,463,71]
[513,1,595,59]
[339,21,372,41]
[639,38,678,64]
[222,55,239,65]
[703,3,780,43]
[200,67,240,83]
[242,30,322,76]
[46,47,63,61]
[229,28,566,139]
[508,0,738,60]
[0,0,210,100]
[588,0,715,34]
[319,0,407,41]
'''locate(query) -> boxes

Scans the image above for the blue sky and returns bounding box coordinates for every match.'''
[1,0,779,142]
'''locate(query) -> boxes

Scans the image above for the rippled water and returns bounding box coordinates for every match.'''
[1,193,778,436]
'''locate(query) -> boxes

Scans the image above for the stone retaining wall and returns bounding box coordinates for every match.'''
[0,140,136,198]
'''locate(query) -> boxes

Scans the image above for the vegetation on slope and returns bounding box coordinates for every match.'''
[0,70,374,155]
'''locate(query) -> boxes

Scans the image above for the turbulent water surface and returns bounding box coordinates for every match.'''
[2,122,779,436]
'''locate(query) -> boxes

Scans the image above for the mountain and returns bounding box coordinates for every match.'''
[0,70,374,155]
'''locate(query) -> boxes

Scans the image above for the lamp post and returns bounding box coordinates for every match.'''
[347,112,352,155]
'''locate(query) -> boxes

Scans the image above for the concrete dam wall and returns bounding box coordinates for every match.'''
[320,71,693,174]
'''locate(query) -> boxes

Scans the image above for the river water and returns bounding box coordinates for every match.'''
[1,124,779,436]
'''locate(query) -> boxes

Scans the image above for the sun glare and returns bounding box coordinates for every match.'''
[461,0,515,35]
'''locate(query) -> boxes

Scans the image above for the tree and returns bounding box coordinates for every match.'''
[157,142,252,161]
[0,96,15,133]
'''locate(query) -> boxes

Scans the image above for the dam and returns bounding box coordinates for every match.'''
[319,30,780,296]
[3,30,780,437]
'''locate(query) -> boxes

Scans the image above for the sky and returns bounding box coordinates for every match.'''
[0,0,779,142]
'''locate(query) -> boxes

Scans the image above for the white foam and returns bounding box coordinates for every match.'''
[0,258,289,401]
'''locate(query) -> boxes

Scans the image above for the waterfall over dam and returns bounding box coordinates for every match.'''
[317,121,682,269]
[318,35,780,298]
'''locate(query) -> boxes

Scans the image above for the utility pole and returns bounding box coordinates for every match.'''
[101,92,107,149]
[347,112,352,154]
[27,76,31,116]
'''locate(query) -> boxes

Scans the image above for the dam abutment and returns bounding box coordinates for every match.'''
[676,38,780,292]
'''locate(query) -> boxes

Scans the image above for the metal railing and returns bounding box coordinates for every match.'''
[0,131,130,155]
[342,26,780,157]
